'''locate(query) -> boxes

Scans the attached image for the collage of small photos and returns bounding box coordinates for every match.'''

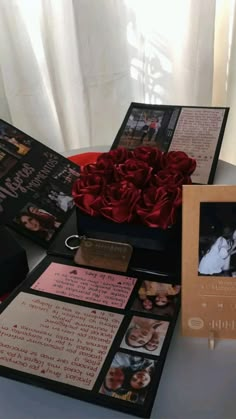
[0,119,80,246]
[0,257,181,418]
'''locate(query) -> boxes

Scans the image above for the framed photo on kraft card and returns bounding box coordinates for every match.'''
[111,103,229,185]
[182,185,236,339]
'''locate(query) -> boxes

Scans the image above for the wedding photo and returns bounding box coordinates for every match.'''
[198,202,236,277]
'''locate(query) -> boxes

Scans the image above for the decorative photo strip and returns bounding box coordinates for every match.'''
[111,103,229,185]
[0,257,180,418]
[182,185,236,339]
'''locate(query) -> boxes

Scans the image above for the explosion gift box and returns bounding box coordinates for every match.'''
[72,147,196,271]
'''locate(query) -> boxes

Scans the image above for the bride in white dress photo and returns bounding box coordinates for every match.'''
[198,227,236,276]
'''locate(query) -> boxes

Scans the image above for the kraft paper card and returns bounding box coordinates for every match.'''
[182,185,236,339]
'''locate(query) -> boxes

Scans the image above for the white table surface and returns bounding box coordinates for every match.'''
[1,157,236,419]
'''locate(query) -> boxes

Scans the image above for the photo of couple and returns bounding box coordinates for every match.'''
[132,280,181,317]
[31,180,75,218]
[100,352,156,405]
[0,150,18,179]
[116,106,171,151]
[198,203,236,277]
[120,316,169,356]
[48,190,74,212]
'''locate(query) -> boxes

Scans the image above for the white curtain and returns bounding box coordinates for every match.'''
[0,0,233,159]
[213,0,236,165]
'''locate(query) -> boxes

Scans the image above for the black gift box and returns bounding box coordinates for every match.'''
[76,208,181,276]
[0,226,29,295]
[76,208,180,251]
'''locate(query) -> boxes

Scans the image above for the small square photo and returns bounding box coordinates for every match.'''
[99,352,157,405]
[132,280,180,317]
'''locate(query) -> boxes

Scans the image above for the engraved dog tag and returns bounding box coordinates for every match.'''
[74,238,133,272]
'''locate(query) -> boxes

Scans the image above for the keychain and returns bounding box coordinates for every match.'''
[64,234,86,250]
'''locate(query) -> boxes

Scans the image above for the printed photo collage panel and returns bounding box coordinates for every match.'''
[0,119,80,247]
[111,103,229,185]
[0,256,180,418]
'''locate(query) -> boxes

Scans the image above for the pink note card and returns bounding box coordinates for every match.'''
[0,293,123,390]
[31,262,137,309]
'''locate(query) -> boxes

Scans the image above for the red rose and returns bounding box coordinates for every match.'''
[132,146,162,168]
[136,186,178,229]
[72,174,106,216]
[166,185,182,209]
[114,158,153,188]
[72,145,194,229]
[97,147,132,164]
[161,151,196,175]
[83,158,114,181]
[150,169,192,188]
[91,180,141,223]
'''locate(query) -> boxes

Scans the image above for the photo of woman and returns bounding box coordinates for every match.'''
[0,122,32,159]
[132,281,181,317]
[14,204,61,242]
[100,352,156,404]
[120,316,169,356]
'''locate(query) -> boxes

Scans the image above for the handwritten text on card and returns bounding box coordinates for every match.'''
[0,293,123,390]
[31,262,137,309]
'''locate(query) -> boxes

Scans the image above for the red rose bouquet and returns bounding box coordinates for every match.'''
[72,146,196,230]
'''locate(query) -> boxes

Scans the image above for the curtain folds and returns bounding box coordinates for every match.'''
[0,0,235,161]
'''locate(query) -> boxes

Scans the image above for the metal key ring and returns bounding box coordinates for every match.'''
[65,235,81,250]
